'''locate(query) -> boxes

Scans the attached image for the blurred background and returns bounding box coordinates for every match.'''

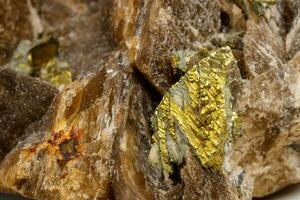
[0,194,30,200]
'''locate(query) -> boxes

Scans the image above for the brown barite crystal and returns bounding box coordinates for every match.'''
[1,0,300,199]
[0,51,155,199]
[0,68,57,162]
[112,0,221,93]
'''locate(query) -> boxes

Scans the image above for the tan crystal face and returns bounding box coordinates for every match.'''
[150,47,237,174]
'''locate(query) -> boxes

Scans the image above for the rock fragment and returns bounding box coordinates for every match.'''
[113,0,221,93]
[0,51,156,200]
[243,19,284,78]
[0,68,57,161]
[230,62,300,197]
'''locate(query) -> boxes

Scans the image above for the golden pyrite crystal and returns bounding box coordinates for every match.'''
[150,47,237,174]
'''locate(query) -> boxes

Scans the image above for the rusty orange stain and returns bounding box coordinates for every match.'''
[22,126,84,162]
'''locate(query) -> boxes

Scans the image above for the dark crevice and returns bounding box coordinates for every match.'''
[231,50,248,79]
[289,143,300,152]
[169,162,183,185]
[281,1,295,37]
[108,181,116,200]
[220,11,231,32]
[15,179,27,191]
[237,57,248,79]
[132,66,163,104]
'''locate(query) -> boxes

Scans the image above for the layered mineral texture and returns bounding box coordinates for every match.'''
[150,47,236,174]
[149,47,245,199]
[1,0,300,200]
[0,51,156,199]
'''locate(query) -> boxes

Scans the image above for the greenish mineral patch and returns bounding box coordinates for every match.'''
[171,51,197,75]
[171,49,211,76]
[7,38,72,89]
[149,47,237,175]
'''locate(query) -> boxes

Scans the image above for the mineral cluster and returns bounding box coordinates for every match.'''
[0,0,300,200]
[150,47,237,174]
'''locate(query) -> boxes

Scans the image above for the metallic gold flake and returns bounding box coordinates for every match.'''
[7,40,33,75]
[150,47,237,174]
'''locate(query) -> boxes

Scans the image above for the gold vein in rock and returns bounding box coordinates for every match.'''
[151,47,236,173]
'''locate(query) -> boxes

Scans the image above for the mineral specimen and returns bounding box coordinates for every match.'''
[0,51,160,199]
[1,0,300,199]
[150,47,236,174]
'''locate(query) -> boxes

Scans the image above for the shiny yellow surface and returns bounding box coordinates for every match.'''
[151,47,236,173]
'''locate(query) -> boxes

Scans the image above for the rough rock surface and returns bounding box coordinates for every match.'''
[230,51,300,198]
[33,0,116,79]
[0,0,32,65]
[0,51,155,199]
[113,0,220,93]
[243,19,284,78]
[0,0,300,200]
[0,68,57,162]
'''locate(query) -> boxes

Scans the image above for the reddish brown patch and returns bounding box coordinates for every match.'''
[24,145,38,154]
[48,130,64,146]
[70,126,83,140]
[47,126,84,161]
